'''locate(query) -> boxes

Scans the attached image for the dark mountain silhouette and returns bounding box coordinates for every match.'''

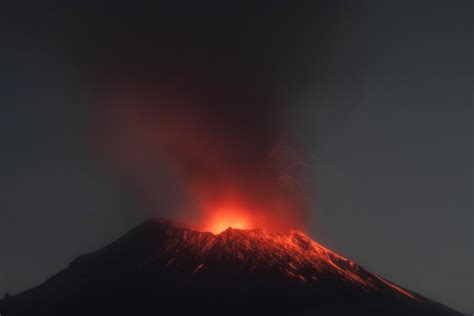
[0,219,461,316]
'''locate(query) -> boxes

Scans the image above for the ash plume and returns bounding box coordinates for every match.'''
[68,1,340,231]
[96,71,309,232]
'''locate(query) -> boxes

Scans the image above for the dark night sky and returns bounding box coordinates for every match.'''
[0,0,472,312]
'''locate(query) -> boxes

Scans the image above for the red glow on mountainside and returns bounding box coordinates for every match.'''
[154,220,420,302]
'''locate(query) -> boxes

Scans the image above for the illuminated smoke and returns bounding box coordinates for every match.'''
[96,73,310,232]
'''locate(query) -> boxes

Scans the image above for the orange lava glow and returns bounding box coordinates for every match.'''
[203,208,252,233]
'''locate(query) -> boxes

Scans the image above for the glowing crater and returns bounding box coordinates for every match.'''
[203,207,252,234]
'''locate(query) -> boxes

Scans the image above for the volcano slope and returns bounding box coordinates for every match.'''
[0,219,461,316]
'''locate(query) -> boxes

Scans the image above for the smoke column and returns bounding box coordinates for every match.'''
[75,2,336,232]
[96,71,309,232]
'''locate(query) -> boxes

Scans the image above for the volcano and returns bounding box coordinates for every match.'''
[0,219,461,316]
